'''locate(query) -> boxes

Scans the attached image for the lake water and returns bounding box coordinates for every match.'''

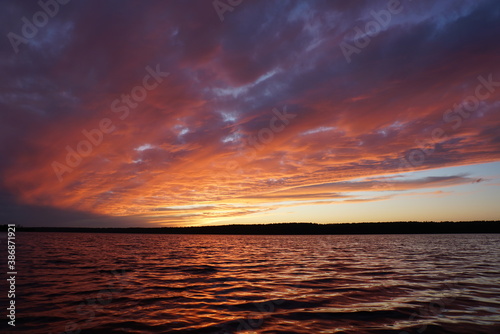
[2,233,500,333]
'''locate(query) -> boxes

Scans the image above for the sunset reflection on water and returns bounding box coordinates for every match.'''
[5,233,500,333]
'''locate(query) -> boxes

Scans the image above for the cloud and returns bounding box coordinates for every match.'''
[232,174,479,204]
[0,0,499,226]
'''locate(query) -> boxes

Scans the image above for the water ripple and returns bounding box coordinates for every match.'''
[2,233,499,333]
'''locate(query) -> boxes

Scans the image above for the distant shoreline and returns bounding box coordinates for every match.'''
[2,221,499,234]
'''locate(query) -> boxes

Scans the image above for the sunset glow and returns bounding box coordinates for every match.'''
[1,0,499,226]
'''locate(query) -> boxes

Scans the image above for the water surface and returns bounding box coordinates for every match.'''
[3,233,500,333]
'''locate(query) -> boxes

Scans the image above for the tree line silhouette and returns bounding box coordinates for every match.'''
[1,221,499,234]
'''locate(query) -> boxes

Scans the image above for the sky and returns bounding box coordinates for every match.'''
[0,0,499,227]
